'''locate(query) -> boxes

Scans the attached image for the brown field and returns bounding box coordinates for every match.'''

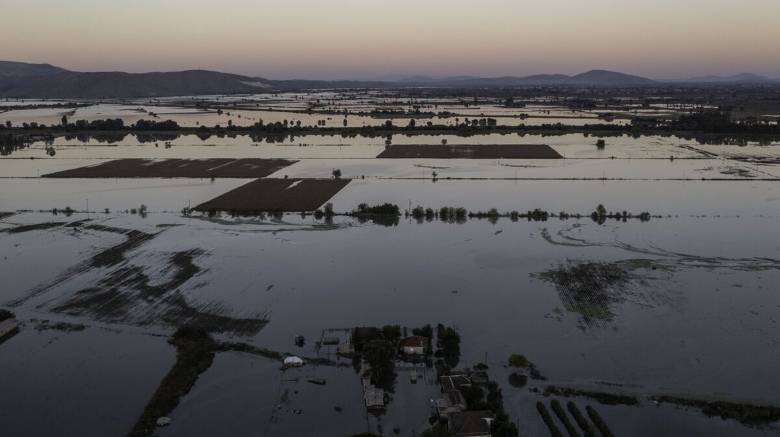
[194,178,351,212]
[376,144,563,159]
[42,158,296,178]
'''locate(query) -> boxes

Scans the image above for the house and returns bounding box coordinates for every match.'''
[440,374,472,392]
[364,385,385,411]
[448,410,494,437]
[433,389,467,416]
[322,336,340,346]
[400,336,428,355]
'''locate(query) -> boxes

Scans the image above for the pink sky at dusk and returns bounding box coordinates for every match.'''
[2,0,779,79]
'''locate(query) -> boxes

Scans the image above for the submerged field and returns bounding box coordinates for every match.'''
[1,92,779,437]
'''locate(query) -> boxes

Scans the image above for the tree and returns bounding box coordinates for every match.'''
[332,168,342,179]
[61,115,68,126]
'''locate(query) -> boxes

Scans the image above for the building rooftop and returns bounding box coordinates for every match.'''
[400,335,428,349]
[448,410,494,437]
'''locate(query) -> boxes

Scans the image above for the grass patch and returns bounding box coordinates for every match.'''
[650,395,780,427]
[545,386,638,406]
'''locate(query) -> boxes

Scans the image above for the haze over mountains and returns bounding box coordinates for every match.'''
[0,61,777,99]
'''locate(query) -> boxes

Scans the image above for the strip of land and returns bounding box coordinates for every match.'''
[194,178,350,212]
[376,144,563,159]
[42,158,296,178]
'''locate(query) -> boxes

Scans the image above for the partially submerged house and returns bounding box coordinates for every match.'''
[448,410,494,437]
[433,389,467,416]
[440,374,472,392]
[400,335,428,355]
[364,385,386,411]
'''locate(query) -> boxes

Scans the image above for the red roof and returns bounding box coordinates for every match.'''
[400,336,428,348]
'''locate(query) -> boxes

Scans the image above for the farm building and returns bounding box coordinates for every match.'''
[448,410,494,437]
[400,335,429,355]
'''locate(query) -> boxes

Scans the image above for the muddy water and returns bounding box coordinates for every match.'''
[0,98,633,129]
[1,210,779,436]
[2,120,780,437]
[0,326,174,437]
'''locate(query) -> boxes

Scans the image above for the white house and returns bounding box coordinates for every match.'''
[400,336,428,355]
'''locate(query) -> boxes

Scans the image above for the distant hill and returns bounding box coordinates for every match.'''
[0,61,273,98]
[682,73,773,83]
[359,71,653,87]
[0,61,672,98]
[0,61,67,78]
[567,69,655,85]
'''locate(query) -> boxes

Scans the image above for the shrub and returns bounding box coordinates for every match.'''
[508,354,529,368]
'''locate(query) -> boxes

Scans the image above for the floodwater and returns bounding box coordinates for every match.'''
[1,94,779,436]
[1,209,778,436]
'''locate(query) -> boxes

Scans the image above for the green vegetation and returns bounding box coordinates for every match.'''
[508,372,528,388]
[551,399,581,437]
[362,339,397,390]
[545,386,638,406]
[350,326,401,389]
[537,262,631,324]
[508,353,530,368]
[412,324,433,339]
[353,203,401,216]
[567,402,596,437]
[435,324,461,370]
[438,206,468,223]
[537,401,564,437]
[490,412,520,437]
[586,406,615,437]
[650,395,780,426]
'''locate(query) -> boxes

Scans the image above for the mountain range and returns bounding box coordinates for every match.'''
[680,73,774,83]
[0,61,777,99]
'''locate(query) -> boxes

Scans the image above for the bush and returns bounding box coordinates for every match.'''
[508,354,529,368]
[354,203,400,216]
[412,325,433,338]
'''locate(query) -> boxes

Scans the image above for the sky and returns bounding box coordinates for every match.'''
[1,0,779,80]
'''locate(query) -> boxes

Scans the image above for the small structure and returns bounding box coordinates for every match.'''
[321,336,339,346]
[440,374,472,392]
[448,410,494,437]
[400,336,428,355]
[433,389,467,416]
[364,385,385,411]
[283,356,304,367]
[337,342,354,355]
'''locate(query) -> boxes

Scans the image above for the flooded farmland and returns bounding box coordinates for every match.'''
[1,92,780,437]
